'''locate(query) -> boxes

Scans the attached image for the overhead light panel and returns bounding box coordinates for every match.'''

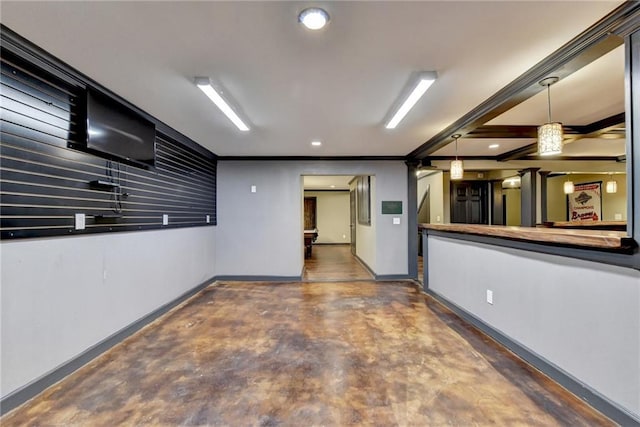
[195,77,250,131]
[385,71,437,129]
[299,8,330,30]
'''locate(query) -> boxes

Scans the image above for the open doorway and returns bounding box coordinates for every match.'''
[302,175,373,281]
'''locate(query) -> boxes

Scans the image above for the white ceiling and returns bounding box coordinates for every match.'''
[0,1,624,158]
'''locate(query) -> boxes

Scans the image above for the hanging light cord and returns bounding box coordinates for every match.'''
[547,83,552,123]
[454,135,459,160]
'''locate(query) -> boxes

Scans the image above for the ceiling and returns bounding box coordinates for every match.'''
[0,1,626,160]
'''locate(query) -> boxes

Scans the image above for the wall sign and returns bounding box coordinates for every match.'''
[568,181,602,221]
[382,201,403,215]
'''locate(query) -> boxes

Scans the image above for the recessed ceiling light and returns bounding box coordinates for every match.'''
[385,71,438,129]
[489,144,500,149]
[311,141,322,146]
[299,8,330,30]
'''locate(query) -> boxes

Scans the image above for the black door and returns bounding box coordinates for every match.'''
[451,182,488,224]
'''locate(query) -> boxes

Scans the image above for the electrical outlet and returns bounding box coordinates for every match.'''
[74,213,85,230]
[162,214,169,225]
[251,185,257,193]
[486,290,493,305]
[436,215,441,222]
[342,234,346,239]
[615,213,622,220]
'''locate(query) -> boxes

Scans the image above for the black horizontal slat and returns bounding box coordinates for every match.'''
[1,104,73,135]
[1,143,216,201]
[156,139,215,174]
[1,120,72,147]
[1,85,73,121]
[1,43,217,240]
[1,57,77,102]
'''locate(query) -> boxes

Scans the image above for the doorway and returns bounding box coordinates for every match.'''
[450,181,489,224]
[302,175,373,281]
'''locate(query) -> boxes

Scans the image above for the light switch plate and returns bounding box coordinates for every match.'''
[206,215,210,223]
[74,213,85,230]
[486,290,493,305]
[393,217,401,225]
[162,214,169,225]
[251,185,257,193]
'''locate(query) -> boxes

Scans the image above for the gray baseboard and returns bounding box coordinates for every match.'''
[214,275,302,282]
[375,274,411,280]
[424,288,640,427]
[0,277,216,416]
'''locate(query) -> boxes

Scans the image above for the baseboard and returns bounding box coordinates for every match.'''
[353,254,376,277]
[424,289,640,427]
[314,243,350,246]
[375,274,411,280]
[0,276,216,416]
[214,275,302,282]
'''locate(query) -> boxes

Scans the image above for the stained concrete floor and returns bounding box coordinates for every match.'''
[2,280,611,426]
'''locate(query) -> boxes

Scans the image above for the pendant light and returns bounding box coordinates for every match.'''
[563,173,574,194]
[606,174,618,193]
[538,77,563,156]
[450,134,464,180]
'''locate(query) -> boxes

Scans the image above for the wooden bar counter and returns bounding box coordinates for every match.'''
[420,223,635,251]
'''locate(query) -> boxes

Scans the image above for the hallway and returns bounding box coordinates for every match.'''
[1,280,611,426]
[303,244,373,281]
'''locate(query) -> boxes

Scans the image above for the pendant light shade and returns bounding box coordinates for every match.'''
[606,174,617,193]
[450,134,464,180]
[450,160,464,180]
[564,180,574,194]
[538,77,563,156]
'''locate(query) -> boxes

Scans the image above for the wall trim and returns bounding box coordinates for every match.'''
[214,275,302,282]
[375,274,411,280]
[423,288,640,427]
[0,276,216,416]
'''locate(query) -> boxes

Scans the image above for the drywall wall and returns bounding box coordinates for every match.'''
[303,191,350,244]
[216,161,407,277]
[0,226,216,398]
[547,174,627,221]
[428,235,640,419]
[417,171,444,224]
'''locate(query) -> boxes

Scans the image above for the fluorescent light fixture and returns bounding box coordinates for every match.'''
[311,140,322,146]
[385,71,437,129]
[299,8,330,30]
[195,77,249,131]
[489,144,500,149]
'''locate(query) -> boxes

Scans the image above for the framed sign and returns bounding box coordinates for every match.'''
[568,181,602,222]
[381,201,402,215]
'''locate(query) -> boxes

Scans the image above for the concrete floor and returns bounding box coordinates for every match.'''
[1,280,611,426]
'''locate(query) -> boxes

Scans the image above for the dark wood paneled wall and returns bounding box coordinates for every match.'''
[1,41,216,240]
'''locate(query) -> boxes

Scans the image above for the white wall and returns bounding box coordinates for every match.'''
[428,235,640,419]
[304,191,350,244]
[216,161,408,277]
[417,171,444,224]
[0,226,216,398]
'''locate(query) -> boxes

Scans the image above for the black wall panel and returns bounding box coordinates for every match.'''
[1,38,217,240]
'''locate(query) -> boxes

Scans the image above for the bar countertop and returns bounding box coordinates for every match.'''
[420,223,636,251]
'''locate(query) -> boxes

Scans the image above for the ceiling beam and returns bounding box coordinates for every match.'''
[408,2,639,159]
